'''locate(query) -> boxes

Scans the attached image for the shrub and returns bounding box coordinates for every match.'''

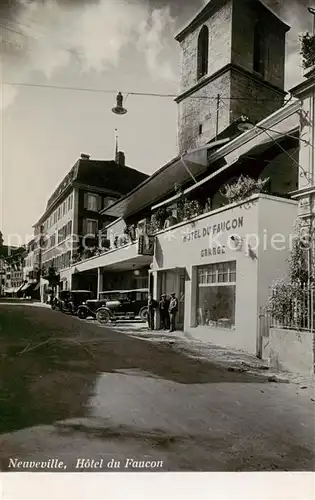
[221,175,269,204]
[300,32,315,69]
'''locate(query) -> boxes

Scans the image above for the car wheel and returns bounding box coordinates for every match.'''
[96,308,111,324]
[139,307,148,322]
[77,308,88,320]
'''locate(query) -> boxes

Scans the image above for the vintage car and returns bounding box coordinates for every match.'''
[76,288,149,323]
[52,290,94,314]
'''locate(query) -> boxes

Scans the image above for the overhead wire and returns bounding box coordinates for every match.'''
[0,80,294,104]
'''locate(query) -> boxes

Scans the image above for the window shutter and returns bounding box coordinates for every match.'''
[97,195,102,211]
[82,218,87,235]
[84,193,88,209]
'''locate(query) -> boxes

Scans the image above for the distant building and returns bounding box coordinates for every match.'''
[32,152,147,296]
[19,239,41,299]
[1,246,25,296]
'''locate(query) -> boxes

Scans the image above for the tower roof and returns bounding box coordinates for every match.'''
[175,0,290,42]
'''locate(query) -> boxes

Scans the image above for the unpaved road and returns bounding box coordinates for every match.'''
[0,304,314,472]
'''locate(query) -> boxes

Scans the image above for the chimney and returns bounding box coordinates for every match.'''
[115,151,125,167]
[80,153,90,160]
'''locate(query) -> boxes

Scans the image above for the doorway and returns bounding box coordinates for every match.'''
[158,269,185,330]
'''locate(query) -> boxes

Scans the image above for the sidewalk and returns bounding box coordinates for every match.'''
[109,321,315,390]
[0,300,50,308]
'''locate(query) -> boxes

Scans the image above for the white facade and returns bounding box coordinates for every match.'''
[41,190,74,271]
[23,249,35,282]
[152,194,297,355]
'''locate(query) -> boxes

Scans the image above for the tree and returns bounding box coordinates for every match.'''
[300,32,315,70]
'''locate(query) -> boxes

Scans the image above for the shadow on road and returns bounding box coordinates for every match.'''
[0,305,269,435]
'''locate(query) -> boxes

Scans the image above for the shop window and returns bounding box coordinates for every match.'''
[196,261,236,329]
[197,25,209,80]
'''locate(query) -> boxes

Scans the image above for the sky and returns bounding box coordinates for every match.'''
[1,0,314,245]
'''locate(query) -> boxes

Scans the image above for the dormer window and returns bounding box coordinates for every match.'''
[197,25,209,80]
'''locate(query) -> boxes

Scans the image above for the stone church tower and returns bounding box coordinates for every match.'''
[175,0,290,152]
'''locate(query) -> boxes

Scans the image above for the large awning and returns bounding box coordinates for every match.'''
[20,282,36,293]
[180,129,299,198]
[102,139,229,219]
[4,287,20,294]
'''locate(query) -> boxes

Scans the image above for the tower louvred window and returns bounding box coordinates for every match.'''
[197,25,209,80]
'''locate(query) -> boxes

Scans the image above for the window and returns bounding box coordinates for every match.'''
[196,261,236,329]
[63,201,67,216]
[87,193,99,212]
[197,25,209,80]
[58,206,62,220]
[66,220,72,237]
[86,219,98,235]
[253,21,265,76]
[68,194,73,211]
[199,124,203,135]
[58,227,66,244]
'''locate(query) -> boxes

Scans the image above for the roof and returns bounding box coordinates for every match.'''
[34,159,148,227]
[75,160,148,195]
[46,159,148,211]
[102,139,230,219]
[103,100,300,219]
[182,130,299,198]
[290,69,315,97]
[175,0,289,42]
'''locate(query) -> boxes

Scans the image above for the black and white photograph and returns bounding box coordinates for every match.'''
[0,0,314,498]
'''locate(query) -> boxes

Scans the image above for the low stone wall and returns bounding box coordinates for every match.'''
[263,328,314,375]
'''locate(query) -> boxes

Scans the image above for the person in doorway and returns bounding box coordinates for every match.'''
[169,292,179,332]
[147,293,158,330]
[159,294,170,330]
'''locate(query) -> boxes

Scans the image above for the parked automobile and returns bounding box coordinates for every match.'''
[52,290,94,315]
[76,288,149,323]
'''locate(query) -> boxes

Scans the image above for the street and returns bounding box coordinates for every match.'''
[0,304,314,472]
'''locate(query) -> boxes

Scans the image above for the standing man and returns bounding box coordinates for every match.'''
[147,293,157,330]
[159,294,170,330]
[169,292,179,332]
